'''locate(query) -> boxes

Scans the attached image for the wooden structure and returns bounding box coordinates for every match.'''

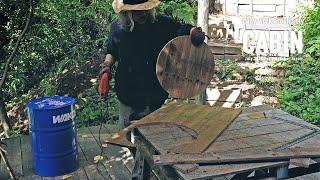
[2,117,320,179]
[0,125,136,180]
[207,0,315,58]
[156,36,215,98]
[105,102,241,153]
[133,105,320,179]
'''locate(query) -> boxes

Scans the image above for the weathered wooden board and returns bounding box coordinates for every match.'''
[103,125,134,172]
[153,147,320,165]
[217,123,302,141]
[105,102,241,153]
[77,128,112,179]
[290,158,312,168]
[20,136,33,177]
[178,161,288,180]
[88,126,132,179]
[156,36,215,98]
[0,137,22,179]
[136,105,320,179]
[2,126,139,180]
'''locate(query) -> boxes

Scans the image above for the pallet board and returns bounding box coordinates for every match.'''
[153,148,320,165]
[105,102,242,154]
[137,105,320,179]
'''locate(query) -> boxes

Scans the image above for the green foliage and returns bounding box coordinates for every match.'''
[1,0,116,102]
[278,57,320,124]
[1,0,198,135]
[302,5,320,58]
[243,68,255,82]
[254,76,277,87]
[278,4,320,125]
[7,128,22,138]
[75,86,118,127]
[216,59,237,80]
[156,0,196,25]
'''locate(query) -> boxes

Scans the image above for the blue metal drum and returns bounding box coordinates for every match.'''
[27,96,79,176]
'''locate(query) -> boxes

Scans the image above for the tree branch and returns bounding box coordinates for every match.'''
[0,0,33,89]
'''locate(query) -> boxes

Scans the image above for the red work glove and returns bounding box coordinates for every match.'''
[99,72,110,100]
[190,27,206,46]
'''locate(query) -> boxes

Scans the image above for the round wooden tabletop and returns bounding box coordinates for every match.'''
[156,36,215,98]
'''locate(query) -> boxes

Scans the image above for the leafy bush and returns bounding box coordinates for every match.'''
[215,59,237,80]
[1,0,116,103]
[302,5,320,58]
[1,0,198,134]
[156,0,196,25]
[75,85,119,127]
[278,4,320,125]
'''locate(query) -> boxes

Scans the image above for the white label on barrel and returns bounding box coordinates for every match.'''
[53,111,76,124]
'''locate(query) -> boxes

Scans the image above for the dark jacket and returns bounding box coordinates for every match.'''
[107,15,193,109]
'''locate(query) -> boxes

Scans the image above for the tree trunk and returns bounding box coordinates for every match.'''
[196,0,209,105]
[0,92,11,136]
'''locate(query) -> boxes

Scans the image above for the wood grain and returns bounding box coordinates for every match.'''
[289,158,312,168]
[156,36,215,98]
[105,102,241,154]
[135,105,320,179]
[178,161,288,180]
[153,147,320,165]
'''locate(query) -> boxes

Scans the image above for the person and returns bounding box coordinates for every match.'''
[99,0,206,129]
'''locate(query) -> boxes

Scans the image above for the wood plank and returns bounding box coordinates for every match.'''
[139,123,312,155]
[178,161,288,180]
[289,172,320,180]
[153,147,320,165]
[0,137,23,179]
[104,125,135,172]
[77,128,112,180]
[208,128,313,153]
[156,36,215,98]
[75,133,90,167]
[106,102,242,154]
[226,118,285,131]
[20,135,34,177]
[88,126,132,179]
[83,164,109,180]
[20,174,42,180]
[217,123,303,141]
[139,125,286,177]
[41,162,89,180]
[290,134,320,149]
[104,124,121,134]
[64,167,88,179]
[289,158,311,168]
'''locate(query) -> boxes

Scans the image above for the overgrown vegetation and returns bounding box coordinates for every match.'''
[0,0,197,136]
[278,4,320,125]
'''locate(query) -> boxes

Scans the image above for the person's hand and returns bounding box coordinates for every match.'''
[190,27,206,46]
[99,61,112,76]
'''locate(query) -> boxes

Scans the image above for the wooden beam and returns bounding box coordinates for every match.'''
[153,147,320,165]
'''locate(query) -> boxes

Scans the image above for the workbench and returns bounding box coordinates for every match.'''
[133,105,320,180]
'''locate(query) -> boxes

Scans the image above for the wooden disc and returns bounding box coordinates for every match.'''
[156,36,215,98]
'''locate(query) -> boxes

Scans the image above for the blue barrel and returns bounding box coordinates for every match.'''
[27,96,79,176]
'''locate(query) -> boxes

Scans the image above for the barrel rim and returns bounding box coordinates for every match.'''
[27,96,75,110]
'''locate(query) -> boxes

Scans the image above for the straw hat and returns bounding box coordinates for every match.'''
[112,0,161,13]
